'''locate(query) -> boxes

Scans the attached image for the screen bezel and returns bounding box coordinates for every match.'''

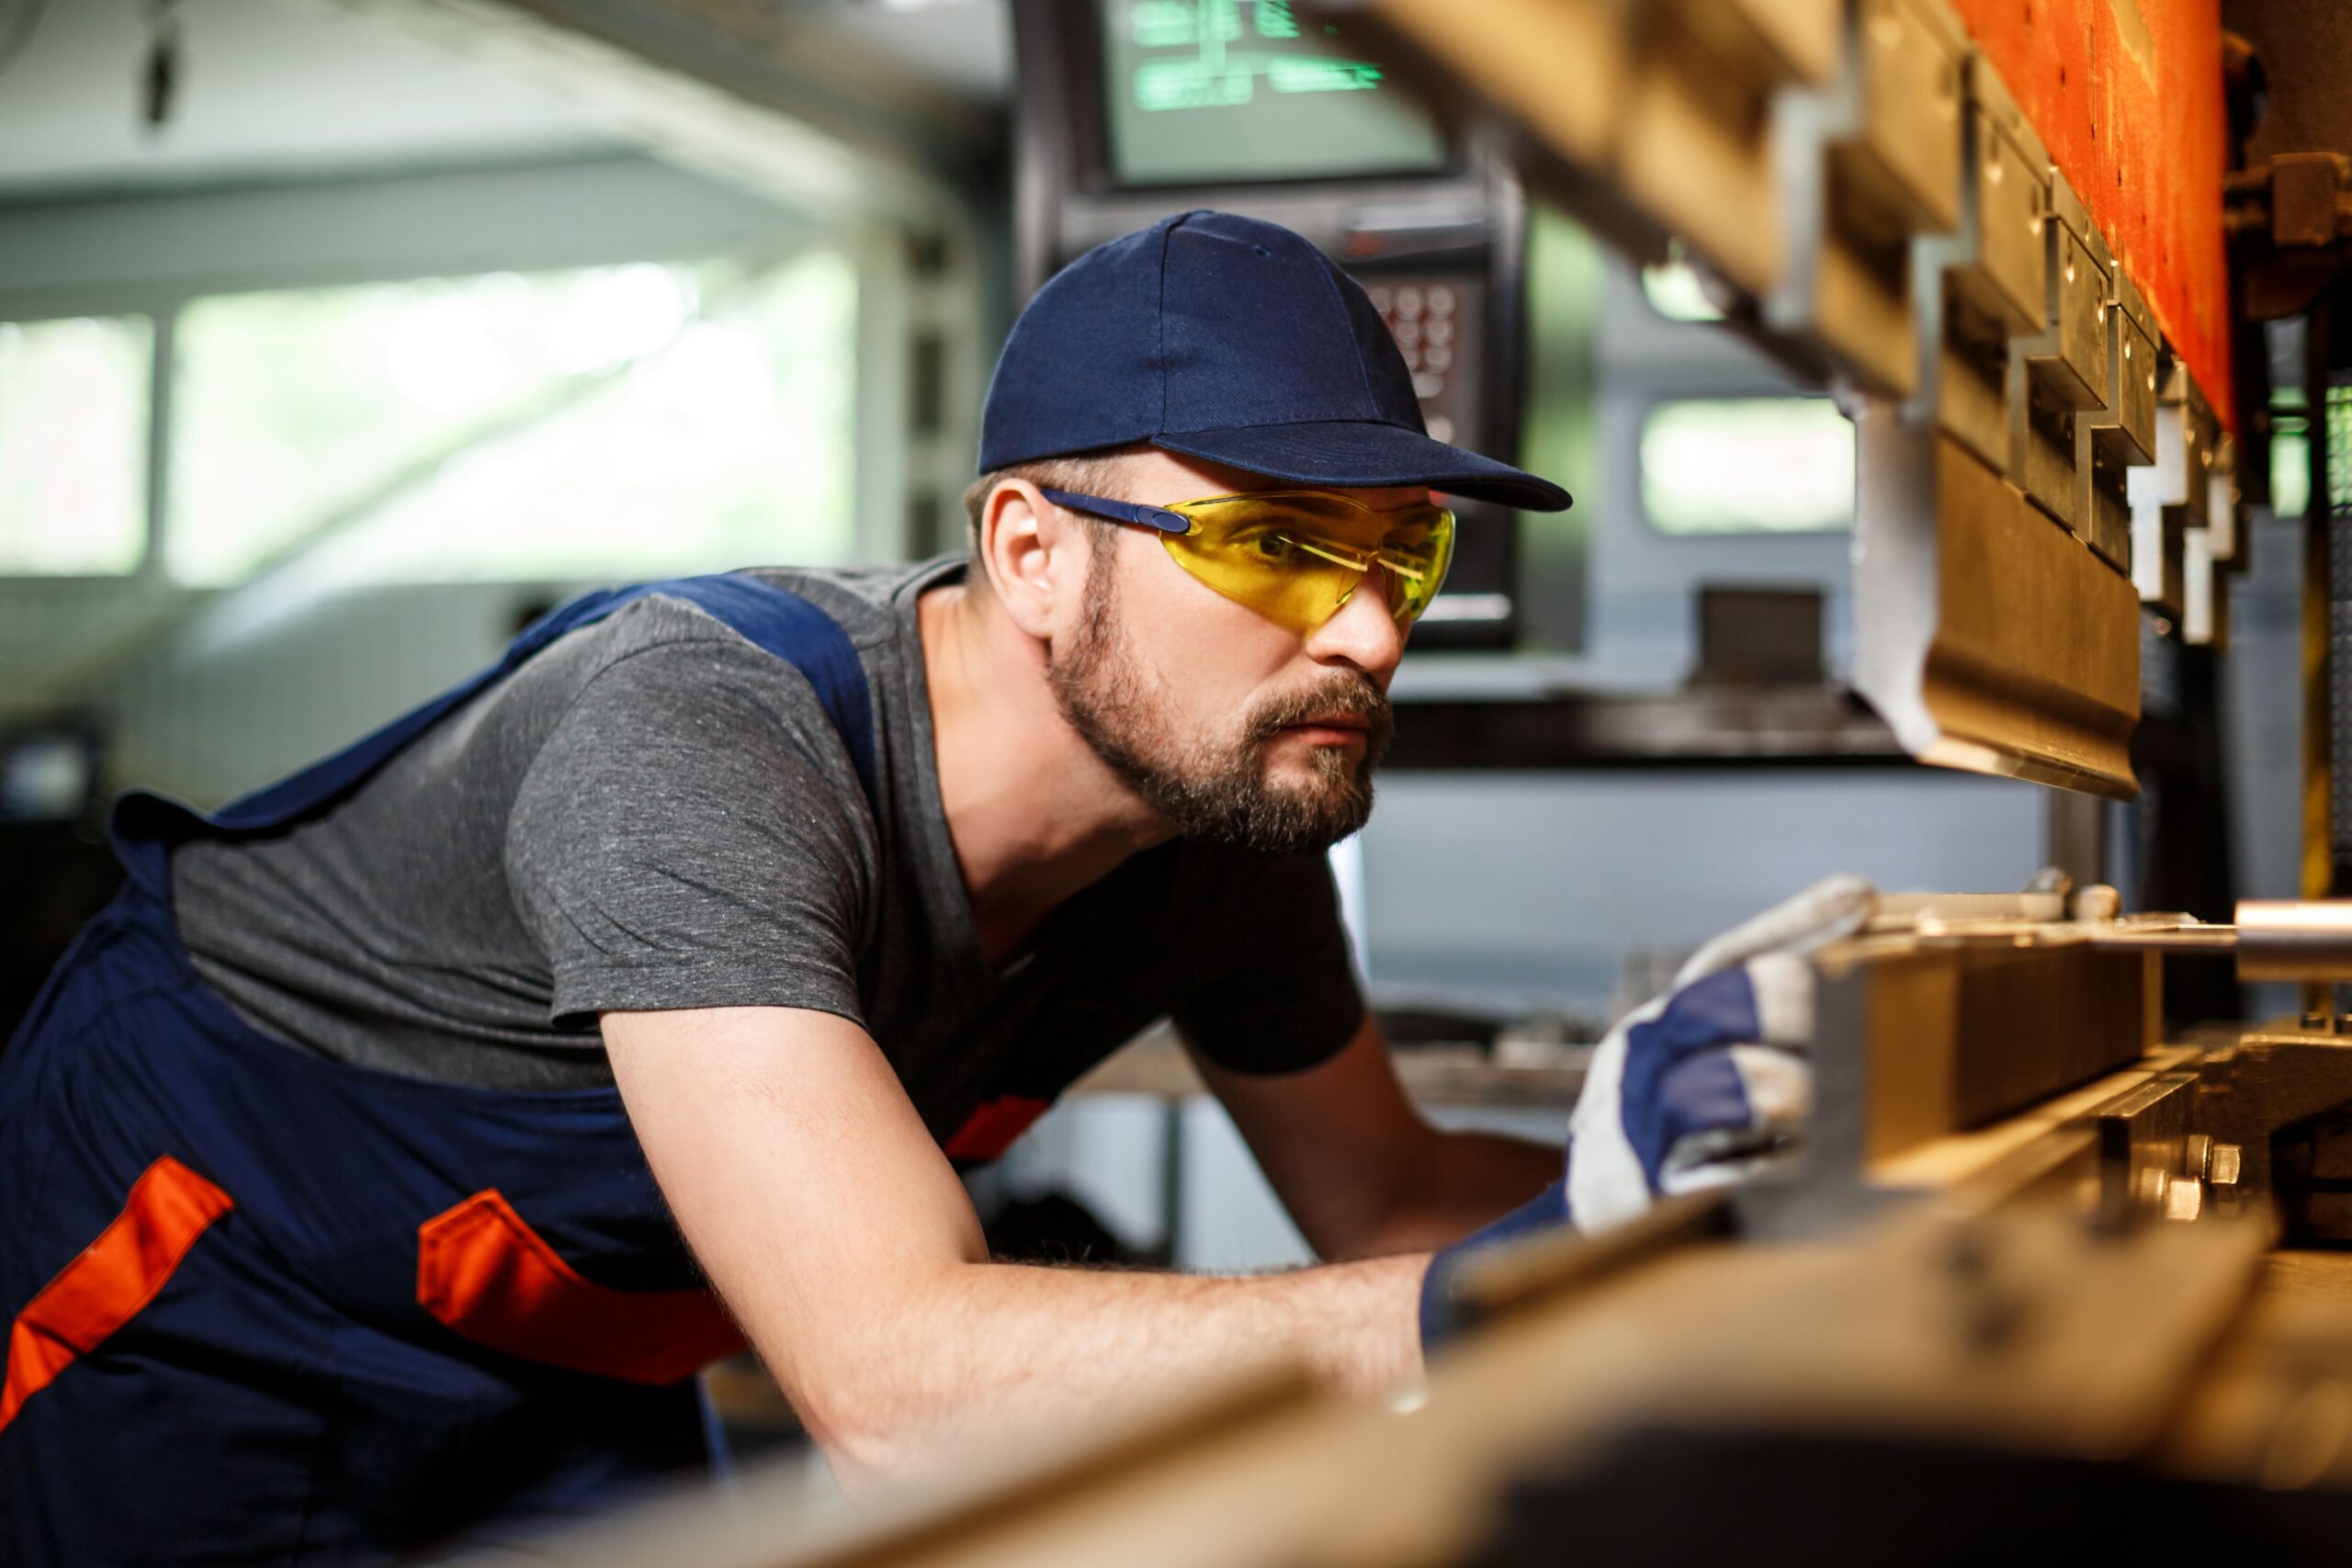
[1070,0,1469,197]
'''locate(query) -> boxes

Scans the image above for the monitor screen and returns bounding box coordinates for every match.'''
[1100,0,1449,187]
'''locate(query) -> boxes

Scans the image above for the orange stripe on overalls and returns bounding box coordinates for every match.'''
[1,1156,233,1434]
[415,1190,745,1386]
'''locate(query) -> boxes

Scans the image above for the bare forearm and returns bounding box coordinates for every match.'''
[1353,1129,1561,1258]
[764,1254,1426,1482]
[603,1009,1440,1486]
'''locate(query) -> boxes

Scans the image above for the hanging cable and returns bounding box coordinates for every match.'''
[142,0,181,132]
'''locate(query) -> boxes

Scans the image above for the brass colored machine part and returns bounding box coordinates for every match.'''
[1851,417,2142,797]
[1759,0,1967,397]
[2129,358,2220,617]
[2005,172,2114,534]
[2073,254,2159,572]
[1614,0,1843,298]
[1906,56,2047,472]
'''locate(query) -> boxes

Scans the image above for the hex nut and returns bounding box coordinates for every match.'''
[2185,1134,2214,1181]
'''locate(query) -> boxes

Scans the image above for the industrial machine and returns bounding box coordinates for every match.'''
[444,3,2352,1563]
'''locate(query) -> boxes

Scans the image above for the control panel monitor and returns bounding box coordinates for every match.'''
[1100,0,1449,187]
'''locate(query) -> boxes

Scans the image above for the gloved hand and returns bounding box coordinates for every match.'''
[1566,872,1875,1232]
[1419,874,1875,1349]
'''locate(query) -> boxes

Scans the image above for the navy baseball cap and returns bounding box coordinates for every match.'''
[978,210,1571,513]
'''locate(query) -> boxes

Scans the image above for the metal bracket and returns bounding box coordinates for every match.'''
[2007,171,2115,534]
[2128,360,2218,620]
[1760,0,1966,397]
[2072,256,2159,574]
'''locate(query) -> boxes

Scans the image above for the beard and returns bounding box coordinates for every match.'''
[1047,551,1395,856]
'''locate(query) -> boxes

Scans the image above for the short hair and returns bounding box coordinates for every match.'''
[962,446,1140,554]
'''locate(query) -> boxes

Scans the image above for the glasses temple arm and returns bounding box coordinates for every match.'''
[1037,488,1191,536]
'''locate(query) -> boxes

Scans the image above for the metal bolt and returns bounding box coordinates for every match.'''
[2069,885,2122,921]
[2165,1180,2205,1222]
[2211,1144,2245,1187]
[2185,1134,2214,1181]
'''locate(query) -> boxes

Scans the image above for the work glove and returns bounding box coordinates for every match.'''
[1565,872,1875,1231]
[1419,874,1875,1349]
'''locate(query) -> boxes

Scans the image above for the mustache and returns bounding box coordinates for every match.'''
[1246,673,1396,752]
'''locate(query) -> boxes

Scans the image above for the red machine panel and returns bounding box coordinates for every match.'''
[1948,0,2233,427]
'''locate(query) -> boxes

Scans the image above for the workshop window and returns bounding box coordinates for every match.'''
[1639,397,1854,536]
[166,249,856,587]
[1638,261,1723,324]
[2271,391,2310,519]
[2272,430,2309,518]
[0,314,153,576]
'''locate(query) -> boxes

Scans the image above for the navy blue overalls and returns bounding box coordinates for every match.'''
[0,576,878,1565]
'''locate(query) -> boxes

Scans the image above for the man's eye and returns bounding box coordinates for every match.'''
[1249,531,1304,562]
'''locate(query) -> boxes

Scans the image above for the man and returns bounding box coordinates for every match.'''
[0,210,1576,1562]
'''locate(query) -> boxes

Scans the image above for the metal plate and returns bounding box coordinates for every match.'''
[1962,61,2047,335]
[2029,222,2113,411]
[1856,0,1965,233]
[1701,0,1843,86]
[1854,414,2142,798]
[2071,243,2154,571]
[2111,272,2161,459]
[1618,9,1787,295]
[1369,0,1631,173]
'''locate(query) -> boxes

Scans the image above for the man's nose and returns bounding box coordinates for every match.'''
[1305,564,1407,683]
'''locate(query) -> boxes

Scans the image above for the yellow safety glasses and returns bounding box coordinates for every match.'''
[1040,487,1455,637]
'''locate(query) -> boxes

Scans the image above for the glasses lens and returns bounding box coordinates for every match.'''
[1158,493,1455,634]
[1376,513,1454,622]
[1159,508,1351,634]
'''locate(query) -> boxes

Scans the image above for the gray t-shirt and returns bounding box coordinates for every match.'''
[172,558,1363,1145]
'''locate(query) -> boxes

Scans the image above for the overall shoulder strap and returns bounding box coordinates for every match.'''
[109,573,878,895]
[644,575,879,808]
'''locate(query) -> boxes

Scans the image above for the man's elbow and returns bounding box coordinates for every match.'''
[798,1394,931,1492]
[757,1277,973,1488]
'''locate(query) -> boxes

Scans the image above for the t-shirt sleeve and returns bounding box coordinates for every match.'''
[504,634,876,1029]
[1169,850,1367,1076]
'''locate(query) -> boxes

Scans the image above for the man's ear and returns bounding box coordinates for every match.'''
[978,479,1091,642]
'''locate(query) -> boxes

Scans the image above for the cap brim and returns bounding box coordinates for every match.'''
[1151,420,1571,512]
